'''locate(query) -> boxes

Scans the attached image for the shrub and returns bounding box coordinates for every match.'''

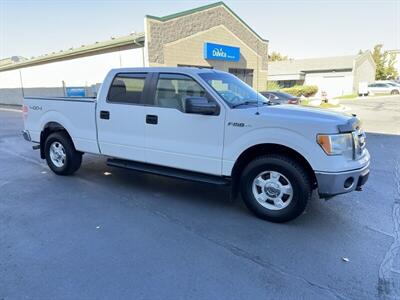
[301,85,318,97]
[266,81,281,90]
[281,85,318,98]
[281,86,302,97]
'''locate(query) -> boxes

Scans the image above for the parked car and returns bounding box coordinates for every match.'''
[368,82,400,95]
[261,91,299,104]
[376,80,400,88]
[22,67,370,223]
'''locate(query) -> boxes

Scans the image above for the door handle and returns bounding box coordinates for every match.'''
[100,110,110,120]
[146,114,158,125]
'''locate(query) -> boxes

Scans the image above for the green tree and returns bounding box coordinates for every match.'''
[385,52,398,79]
[371,44,398,80]
[372,44,387,80]
[268,51,289,61]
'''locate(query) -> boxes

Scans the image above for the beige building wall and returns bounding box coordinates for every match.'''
[304,71,354,97]
[353,53,376,93]
[163,25,267,90]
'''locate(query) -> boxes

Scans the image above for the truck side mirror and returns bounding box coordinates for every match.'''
[185,97,219,115]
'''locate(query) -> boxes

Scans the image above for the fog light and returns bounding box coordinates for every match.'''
[344,177,354,189]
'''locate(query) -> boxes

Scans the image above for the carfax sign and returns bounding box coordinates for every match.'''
[203,42,240,62]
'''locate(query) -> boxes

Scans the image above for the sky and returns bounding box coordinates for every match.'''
[0,0,399,60]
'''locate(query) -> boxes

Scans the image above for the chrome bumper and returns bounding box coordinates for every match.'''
[22,130,31,142]
[316,163,370,198]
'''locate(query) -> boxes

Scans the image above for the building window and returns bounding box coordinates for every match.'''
[228,68,254,86]
[277,80,297,88]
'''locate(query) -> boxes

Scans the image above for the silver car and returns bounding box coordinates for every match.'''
[368,82,400,95]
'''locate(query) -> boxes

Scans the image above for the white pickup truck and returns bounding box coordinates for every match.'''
[22,67,370,222]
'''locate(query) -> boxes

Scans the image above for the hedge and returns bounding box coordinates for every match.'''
[266,81,281,90]
[280,85,318,97]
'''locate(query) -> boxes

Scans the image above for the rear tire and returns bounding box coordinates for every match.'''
[44,132,82,175]
[240,155,311,223]
[391,90,399,95]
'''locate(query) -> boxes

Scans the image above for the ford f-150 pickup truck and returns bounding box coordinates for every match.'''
[22,67,370,222]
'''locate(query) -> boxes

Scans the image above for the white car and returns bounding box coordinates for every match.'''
[376,80,400,89]
[22,67,370,223]
[368,82,400,95]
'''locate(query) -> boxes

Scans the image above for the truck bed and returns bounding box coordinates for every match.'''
[23,96,100,154]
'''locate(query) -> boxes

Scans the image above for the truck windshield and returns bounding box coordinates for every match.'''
[199,72,269,108]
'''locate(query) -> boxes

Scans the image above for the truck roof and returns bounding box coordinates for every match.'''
[109,67,225,75]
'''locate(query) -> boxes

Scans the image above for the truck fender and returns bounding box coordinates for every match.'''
[224,127,318,174]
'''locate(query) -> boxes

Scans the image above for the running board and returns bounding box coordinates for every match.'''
[107,158,231,186]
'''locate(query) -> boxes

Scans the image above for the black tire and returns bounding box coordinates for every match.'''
[44,132,82,175]
[391,90,399,95]
[240,155,311,223]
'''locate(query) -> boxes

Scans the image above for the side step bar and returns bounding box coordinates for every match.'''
[107,158,231,186]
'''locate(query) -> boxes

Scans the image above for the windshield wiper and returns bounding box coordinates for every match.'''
[232,101,269,108]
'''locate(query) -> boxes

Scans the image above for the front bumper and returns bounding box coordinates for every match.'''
[22,130,31,142]
[315,163,370,198]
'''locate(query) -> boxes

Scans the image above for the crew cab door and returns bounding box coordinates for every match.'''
[97,72,150,162]
[145,73,225,175]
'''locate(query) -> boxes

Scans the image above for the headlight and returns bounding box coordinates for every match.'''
[352,129,366,158]
[317,133,353,156]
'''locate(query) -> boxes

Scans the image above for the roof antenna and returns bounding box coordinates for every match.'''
[255,43,260,115]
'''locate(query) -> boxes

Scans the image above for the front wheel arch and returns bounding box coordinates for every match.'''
[231,143,317,197]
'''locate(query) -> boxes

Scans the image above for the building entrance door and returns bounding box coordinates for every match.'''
[229,68,254,86]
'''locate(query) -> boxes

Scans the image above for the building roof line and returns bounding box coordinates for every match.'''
[0,33,145,72]
[146,1,268,42]
[268,53,372,76]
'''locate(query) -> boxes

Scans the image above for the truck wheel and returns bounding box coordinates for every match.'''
[240,155,311,223]
[391,90,399,95]
[44,132,82,175]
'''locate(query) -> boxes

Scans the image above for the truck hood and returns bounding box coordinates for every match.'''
[246,104,358,134]
[268,104,351,121]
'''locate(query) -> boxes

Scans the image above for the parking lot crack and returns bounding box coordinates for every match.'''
[366,226,394,238]
[378,158,400,299]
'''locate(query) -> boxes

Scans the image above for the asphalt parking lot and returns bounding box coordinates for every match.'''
[0,96,399,299]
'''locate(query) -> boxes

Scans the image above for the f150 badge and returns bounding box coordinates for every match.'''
[227,122,251,128]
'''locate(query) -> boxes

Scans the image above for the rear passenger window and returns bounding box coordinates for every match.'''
[108,73,146,104]
[153,74,206,112]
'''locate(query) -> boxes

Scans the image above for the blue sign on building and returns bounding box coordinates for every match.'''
[66,87,86,97]
[203,42,240,62]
